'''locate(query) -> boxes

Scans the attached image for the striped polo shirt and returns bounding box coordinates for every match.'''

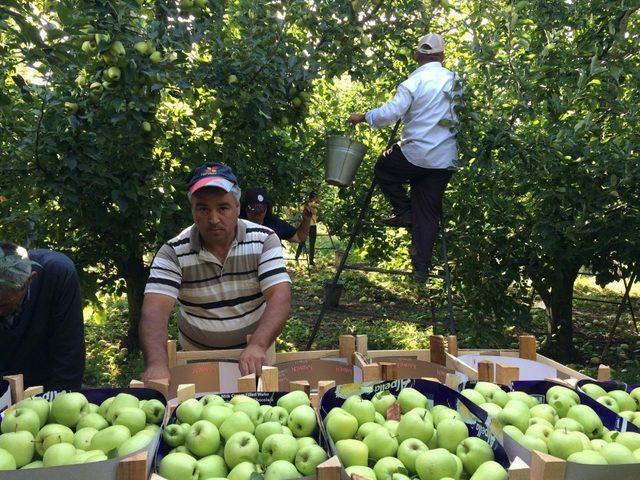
[144,219,291,349]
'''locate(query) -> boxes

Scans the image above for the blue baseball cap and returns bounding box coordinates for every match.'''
[187,162,239,196]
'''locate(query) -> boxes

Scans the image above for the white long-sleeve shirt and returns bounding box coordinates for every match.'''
[365,62,459,169]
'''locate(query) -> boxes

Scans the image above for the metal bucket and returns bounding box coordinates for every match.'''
[325,135,368,187]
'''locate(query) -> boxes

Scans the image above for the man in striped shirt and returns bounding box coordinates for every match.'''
[139,162,292,379]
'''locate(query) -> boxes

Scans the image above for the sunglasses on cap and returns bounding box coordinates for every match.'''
[246,203,267,214]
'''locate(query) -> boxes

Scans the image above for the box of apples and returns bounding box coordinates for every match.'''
[469,379,640,479]
[0,387,166,479]
[577,379,640,428]
[318,378,510,480]
[155,390,332,480]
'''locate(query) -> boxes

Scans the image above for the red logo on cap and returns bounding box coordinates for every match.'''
[205,166,218,175]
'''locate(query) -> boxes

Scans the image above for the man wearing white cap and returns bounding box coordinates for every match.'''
[348,33,459,282]
[139,162,292,379]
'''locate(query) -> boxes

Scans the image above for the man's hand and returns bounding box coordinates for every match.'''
[302,205,313,220]
[348,113,366,125]
[239,343,266,376]
[142,363,171,383]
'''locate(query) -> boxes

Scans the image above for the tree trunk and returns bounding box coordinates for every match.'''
[535,265,580,361]
[121,255,148,351]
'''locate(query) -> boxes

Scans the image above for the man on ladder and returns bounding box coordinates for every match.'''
[348,33,459,283]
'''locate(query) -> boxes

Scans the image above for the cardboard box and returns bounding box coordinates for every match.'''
[500,380,640,480]
[0,387,166,480]
[318,378,511,474]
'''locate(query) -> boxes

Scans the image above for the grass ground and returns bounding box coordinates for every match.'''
[83,231,640,386]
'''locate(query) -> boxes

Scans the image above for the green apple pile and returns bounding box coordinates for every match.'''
[158,391,328,480]
[580,383,640,427]
[0,392,165,471]
[325,388,508,480]
[461,382,640,465]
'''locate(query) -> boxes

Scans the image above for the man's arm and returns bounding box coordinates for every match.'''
[139,293,176,382]
[288,206,313,243]
[239,282,291,375]
[47,257,85,390]
[348,85,412,129]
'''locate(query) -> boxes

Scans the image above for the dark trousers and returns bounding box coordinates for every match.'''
[374,144,453,272]
[295,225,317,264]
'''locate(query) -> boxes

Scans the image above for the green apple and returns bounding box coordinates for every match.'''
[141,121,151,132]
[629,387,640,410]
[169,445,190,455]
[98,397,115,418]
[16,397,49,427]
[547,430,584,459]
[437,418,469,453]
[498,400,530,433]
[581,383,608,400]
[233,401,261,425]
[227,461,261,480]
[220,411,255,441]
[546,385,580,404]
[296,436,317,448]
[326,409,358,442]
[196,454,227,478]
[255,422,283,446]
[201,405,233,428]
[50,392,89,429]
[74,427,99,450]
[163,423,188,447]
[117,430,155,456]
[77,412,109,431]
[384,419,399,436]
[525,424,553,443]
[90,425,131,456]
[134,41,150,55]
[159,452,199,480]
[566,404,603,439]
[295,444,327,475]
[34,423,74,456]
[186,420,220,457]
[397,388,427,413]
[601,442,635,464]
[415,447,458,480]
[176,398,204,425]
[229,395,259,407]
[469,460,508,480]
[145,424,160,433]
[0,431,34,467]
[21,459,43,469]
[363,425,398,461]
[596,395,620,412]
[149,51,163,63]
[224,431,259,468]
[356,421,382,440]
[474,382,501,399]
[484,389,509,408]
[288,405,316,437]
[397,409,434,444]
[480,403,503,418]
[431,406,462,426]
[615,432,640,451]
[227,74,238,84]
[591,438,608,451]
[141,399,165,425]
[461,389,486,405]
[200,394,225,407]
[335,438,368,467]
[518,434,548,453]
[345,465,377,480]
[86,403,99,414]
[608,390,636,412]
[397,438,428,474]
[457,436,494,475]
[281,426,293,436]
[567,450,608,464]
[506,391,539,408]
[81,40,97,53]
[43,442,76,467]
[110,40,126,56]
[106,66,121,81]
[277,390,311,413]
[554,417,584,433]
[263,406,289,425]
[530,404,558,425]
[502,425,524,442]
[261,432,298,465]
[345,398,376,426]
[374,412,386,425]
[106,393,139,423]
[113,407,146,435]
[548,395,578,418]
[371,390,397,416]
[0,447,16,470]
[1,407,40,436]
[264,459,299,480]
[374,456,406,479]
